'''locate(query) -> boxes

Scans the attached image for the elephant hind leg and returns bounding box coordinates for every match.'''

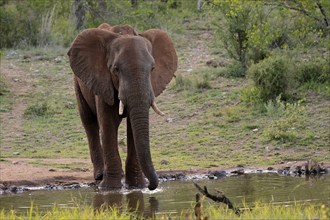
[74,80,104,180]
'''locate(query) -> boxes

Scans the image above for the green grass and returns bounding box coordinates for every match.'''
[0,202,328,220]
[0,72,11,113]
[28,160,89,170]
[0,22,329,170]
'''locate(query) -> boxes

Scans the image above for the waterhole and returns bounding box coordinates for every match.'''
[1,174,329,218]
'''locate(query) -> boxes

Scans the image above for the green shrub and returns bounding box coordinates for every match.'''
[223,62,246,78]
[263,98,306,142]
[0,73,10,113]
[0,73,8,96]
[173,74,193,91]
[247,55,296,102]
[240,86,262,105]
[174,73,212,92]
[24,101,55,119]
[264,95,286,117]
[195,74,212,90]
[296,58,330,84]
[0,6,38,48]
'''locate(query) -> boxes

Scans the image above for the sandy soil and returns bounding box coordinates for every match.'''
[0,158,94,187]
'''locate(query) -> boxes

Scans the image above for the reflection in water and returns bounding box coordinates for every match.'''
[0,174,329,216]
[93,190,159,219]
[93,192,123,210]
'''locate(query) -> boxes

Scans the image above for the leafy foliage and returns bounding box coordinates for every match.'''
[263,97,306,142]
[0,0,197,48]
[209,0,329,77]
[247,55,296,101]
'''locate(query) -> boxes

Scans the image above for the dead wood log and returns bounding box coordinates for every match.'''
[193,181,241,216]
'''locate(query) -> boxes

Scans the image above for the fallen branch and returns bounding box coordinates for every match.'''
[193,181,241,216]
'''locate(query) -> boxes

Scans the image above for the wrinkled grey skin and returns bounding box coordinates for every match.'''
[68,24,177,190]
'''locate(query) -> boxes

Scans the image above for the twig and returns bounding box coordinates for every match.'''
[193,181,241,216]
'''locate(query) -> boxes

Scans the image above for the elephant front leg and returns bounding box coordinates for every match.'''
[125,118,146,188]
[85,123,104,180]
[97,100,123,190]
[74,81,104,180]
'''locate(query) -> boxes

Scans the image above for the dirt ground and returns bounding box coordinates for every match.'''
[1,33,329,190]
[0,158,94,187]
[1,156,329,188]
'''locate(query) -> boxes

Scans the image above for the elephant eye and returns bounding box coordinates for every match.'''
[111,65,119,75]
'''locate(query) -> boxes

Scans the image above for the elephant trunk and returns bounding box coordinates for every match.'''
[128,104,158,190]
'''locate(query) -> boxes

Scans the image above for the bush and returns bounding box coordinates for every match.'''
[174,73,212,92]
[173,74,193,92]
[24,101,55,119]
[296,58,330,84]
[247,55,296,102]
[240,86,263,107]
[0,73,8,96]
[222,62,246,78]
[263,97,306,142]
[195,74,212,90]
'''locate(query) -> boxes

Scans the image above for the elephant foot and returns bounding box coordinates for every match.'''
[94,168,104,181]
[98,178,122,191]
[125,174,146,189]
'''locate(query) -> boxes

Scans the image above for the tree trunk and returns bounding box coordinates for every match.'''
[72,0,85,30]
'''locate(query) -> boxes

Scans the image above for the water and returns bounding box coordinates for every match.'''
[1,174,329,218]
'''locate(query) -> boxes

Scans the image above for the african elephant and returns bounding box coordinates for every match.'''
[67,23,177,190]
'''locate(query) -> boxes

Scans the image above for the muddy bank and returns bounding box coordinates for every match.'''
[1,160,329,194]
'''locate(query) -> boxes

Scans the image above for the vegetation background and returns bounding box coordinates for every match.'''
[1,0,329,171]
[1,0,330,219]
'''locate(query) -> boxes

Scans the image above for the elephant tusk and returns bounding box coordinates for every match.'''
[151,101,165,116]
[119,100,124,115]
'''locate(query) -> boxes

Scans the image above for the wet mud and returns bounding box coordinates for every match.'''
[1,160,329,194]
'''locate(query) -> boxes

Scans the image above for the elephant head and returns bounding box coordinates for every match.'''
[68,24,177,190]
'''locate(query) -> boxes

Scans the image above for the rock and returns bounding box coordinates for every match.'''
[49,169,56,172]
[210,170,227,179]
[267,167,275,170]
[231,168,244,175]
[208,175,215,179]
[13,152,20,155]
[206,60,218,68]
[252,128,259,132]
[175,173,185,180]
[23,55,31,59]
[9,186,18,193]
[166,118,173,123]
[160,160,169,165]
[7,50,17,56]
[293,166,303,175]
[88,182,97,187]
[54,57,62,63]
[305,159,321,175]
[12,161,19,165]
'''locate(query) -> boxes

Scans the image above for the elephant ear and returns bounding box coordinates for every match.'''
[97,23,112,31]
[68,28,119,105]
[110,25,138,35]
[140,29,178,97]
